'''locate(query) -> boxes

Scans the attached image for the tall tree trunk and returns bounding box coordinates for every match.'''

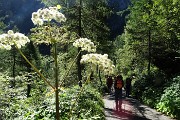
[148,29,151,75]
[12,46,16,88]
[77,0,82,87]
[148,0,152,76]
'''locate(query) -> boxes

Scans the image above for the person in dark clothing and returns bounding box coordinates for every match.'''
[106,76,113,93]
[114,75,124,111]
[125,77,132,97]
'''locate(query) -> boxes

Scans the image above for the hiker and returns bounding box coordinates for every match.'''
[90,71,94,81]
[125,77,132,97]
[106,76,113,93]
[114,75,124,111]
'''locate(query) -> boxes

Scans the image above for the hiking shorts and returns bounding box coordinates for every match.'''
[115,89,122,100]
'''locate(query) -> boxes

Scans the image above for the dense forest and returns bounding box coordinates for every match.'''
[0,0,179,120]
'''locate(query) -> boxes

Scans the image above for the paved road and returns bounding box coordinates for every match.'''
[103,93,175,120]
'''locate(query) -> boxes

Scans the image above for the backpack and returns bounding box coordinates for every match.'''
[116,79,123,89]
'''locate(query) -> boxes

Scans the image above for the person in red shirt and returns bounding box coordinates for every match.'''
[114,75,124,111]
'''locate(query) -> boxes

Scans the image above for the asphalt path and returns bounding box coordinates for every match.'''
[103,92,175,120]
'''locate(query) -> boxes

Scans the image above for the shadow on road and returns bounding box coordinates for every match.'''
[105,107,151,120]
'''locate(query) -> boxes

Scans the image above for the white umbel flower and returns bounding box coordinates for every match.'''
[0,30,30,50]
[73,38,96,52]
[81,53,115,75]
[31,6,66,25]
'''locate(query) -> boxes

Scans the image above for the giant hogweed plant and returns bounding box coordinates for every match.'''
[0,5,115,119]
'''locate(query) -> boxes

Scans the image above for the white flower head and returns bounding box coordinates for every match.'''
[31,6,66,25]
[0,30,30,50]
[73,38,96,52]
[7,30,14,35]
[81,53,115,75]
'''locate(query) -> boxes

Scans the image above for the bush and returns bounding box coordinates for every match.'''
[59,85,105,119]
[131,69,166,105]
[156,76,180,119]
[131,73,151,101]
[141,87,162,108]
[12,84,105,120]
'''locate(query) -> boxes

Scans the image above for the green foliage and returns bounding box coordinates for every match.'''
[141,87,162,108]
[61,85,105,120]
[30,24,77,45]
[131,72,180,119]
[36,46,81,87]
[39,55,54,79]
[131,68,167,106]
[0,21,7,34]
[54,0,113,54]
[0,72,46,119]
[0,50,12,72]
[58,50,79,87]
[85,72,108,95]
[8,85,105,120]
[38,0,61,6]
[156,76,180,119]
[117,0,180,78]
[0,72,9,118]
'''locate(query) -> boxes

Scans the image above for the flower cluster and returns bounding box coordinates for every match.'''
[0,30,30,50]
[31,26,70,45]
[73,38,96,52]
[31,6,66,25]
[80,53,115,75]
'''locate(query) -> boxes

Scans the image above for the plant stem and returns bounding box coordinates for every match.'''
[53,43,60,120]
[60,50,81,87]
[77,47,82,87]
[68,74,91,119]
[15,45,55,90]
